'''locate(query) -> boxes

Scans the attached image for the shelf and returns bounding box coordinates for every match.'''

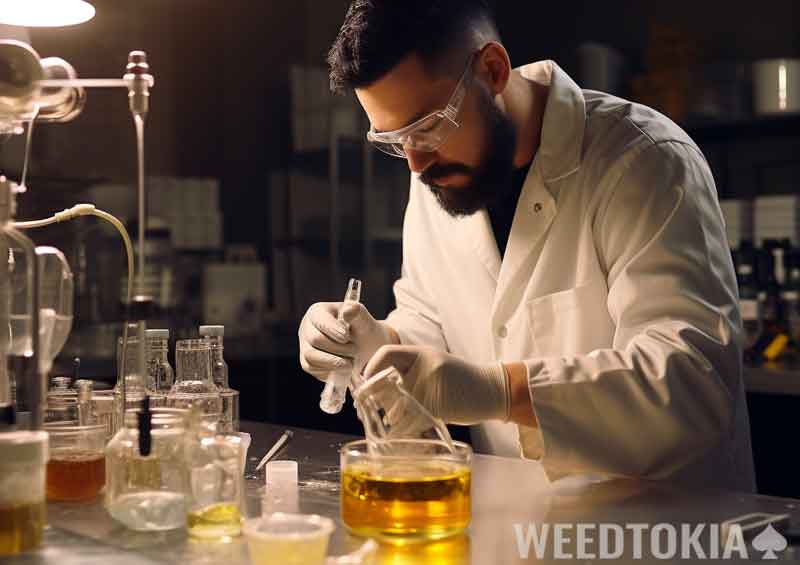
[685,114,800,144]
[743,365,800,396]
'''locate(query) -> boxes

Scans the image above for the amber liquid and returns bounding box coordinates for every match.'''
[341,461,471,542]
[47,450,106,501]
[0,501,45,555]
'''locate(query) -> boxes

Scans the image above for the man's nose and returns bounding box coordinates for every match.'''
[405,148,437,174]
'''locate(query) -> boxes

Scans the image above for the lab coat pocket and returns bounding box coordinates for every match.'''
[527,279,614,357]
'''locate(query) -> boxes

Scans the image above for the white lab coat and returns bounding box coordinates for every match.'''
[384,60,756,492]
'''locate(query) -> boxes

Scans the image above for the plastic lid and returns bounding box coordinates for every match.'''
[0,431,48,465]
[266,460,298,487]
[199,325,224,337]
[146,329,169,339]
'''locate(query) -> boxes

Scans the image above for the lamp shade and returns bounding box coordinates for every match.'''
[0,0,95,27]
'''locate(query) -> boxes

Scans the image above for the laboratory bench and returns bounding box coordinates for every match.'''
[7,421,800,564]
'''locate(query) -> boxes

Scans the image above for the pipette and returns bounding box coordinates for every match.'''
[319,278,362,414]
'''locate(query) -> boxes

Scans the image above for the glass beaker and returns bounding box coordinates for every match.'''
[105,409,189,531]
[0,431,48,556]
[167,339,221,416]
[44,423,106,501]
[185,431,243,540]
[340,439,472,544]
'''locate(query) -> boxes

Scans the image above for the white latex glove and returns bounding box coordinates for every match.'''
[363,345,510,425]
[298,301,396,382]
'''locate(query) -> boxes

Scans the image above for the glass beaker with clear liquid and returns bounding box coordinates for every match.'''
[166,339,221,417]
[105,408,189,531]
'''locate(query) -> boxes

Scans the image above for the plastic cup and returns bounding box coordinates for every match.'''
[242,513,334,565]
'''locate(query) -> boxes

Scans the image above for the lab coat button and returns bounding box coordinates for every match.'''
[497,325,508,338]
[533,202,543,213]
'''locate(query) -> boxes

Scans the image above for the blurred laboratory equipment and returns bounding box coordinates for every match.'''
[185,423,243,540]
[35,246,73,376]
[340,438,472,543]
[200,325,239,432]
[351,366,455,454]
[44,422,106,501]
[0,177,41,429]
[0,431,48,555]
[121,220,175,314]
[319,278,361,414]
[44,375,78,425]
[113,322,149,432]
[753,59,800,115]
[105,407,189,531]
[167,339,222,416]
[146,328,174,391]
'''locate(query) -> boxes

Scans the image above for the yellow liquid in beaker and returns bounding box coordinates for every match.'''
[0,501,45,555]
[341,461,471,542]
[187,502,242,539]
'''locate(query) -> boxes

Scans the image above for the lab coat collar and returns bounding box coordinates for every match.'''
[517,60,586,183]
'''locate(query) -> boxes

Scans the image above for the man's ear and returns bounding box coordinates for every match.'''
[477,41,511,96]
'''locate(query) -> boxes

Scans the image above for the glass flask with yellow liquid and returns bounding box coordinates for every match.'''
[340,438,472,543]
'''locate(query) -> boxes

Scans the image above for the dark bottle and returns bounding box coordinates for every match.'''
[735,240,761,351]
[748,240,790,364]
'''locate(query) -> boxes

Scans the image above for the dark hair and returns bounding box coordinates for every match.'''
[327,0,499,94]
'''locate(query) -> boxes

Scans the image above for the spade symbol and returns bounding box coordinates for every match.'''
[752,523,787,559]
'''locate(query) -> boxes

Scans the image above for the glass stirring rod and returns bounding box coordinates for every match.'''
[319,278,362,414]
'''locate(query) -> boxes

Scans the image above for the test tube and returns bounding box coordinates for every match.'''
[319,278,361,414]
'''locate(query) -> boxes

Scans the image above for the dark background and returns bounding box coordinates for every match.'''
[1,1,799,496]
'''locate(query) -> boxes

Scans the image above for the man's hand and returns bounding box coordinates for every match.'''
[298,302,397,381]
[363,345,510,425]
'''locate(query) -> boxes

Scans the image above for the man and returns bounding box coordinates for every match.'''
[299,0,755,491]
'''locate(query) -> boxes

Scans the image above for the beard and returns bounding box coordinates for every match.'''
[419,87,517,218]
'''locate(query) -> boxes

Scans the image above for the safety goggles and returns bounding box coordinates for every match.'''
[366,54,476,158]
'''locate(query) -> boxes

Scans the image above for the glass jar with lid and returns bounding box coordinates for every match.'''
[104,407,189,531]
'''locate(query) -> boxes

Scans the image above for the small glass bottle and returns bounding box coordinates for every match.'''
[166,339,221,417]
[200,325,239,432]
[146,328,173,402]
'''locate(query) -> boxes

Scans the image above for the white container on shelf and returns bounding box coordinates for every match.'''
[753,59,800,115]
